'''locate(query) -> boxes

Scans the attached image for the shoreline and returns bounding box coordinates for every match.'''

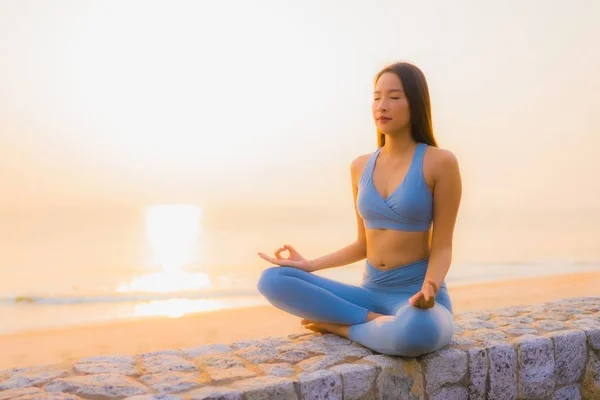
[1,270,599,369]
[2,266,599,337]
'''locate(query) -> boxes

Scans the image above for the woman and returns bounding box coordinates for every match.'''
[256,62,462,357]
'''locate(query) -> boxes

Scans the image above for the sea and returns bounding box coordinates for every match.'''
[1,206,599,335]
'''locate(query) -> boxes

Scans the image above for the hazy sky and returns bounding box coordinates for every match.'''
[1,0,600,282]
[1,0,599,212]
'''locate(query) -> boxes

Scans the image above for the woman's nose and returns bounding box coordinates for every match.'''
[376,100,389,112]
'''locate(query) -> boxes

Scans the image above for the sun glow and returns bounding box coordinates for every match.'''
[131,297,269,319]
[116,204,212,296]
[145,204,202,272]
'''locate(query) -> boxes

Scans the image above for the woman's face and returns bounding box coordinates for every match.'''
[372,72,410,134]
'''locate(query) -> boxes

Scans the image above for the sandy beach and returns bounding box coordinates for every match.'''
[1,271,599,370]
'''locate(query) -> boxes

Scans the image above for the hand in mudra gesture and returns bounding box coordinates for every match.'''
[257,244,315,272]
[409,279,439,309]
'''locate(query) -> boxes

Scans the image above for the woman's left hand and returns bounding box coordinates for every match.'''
[409,279,438,309]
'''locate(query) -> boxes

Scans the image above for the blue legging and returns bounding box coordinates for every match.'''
[257,258,454,357]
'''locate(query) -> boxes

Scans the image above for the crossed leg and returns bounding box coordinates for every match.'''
[257,266,388,325]
[257,266,454,357]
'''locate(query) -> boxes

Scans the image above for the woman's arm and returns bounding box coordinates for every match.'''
[309,156,368,271]
[423,149,462,289]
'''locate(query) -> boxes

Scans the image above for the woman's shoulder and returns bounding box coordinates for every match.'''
[424,145,458,165]
[350,151,375,182]
[423,145,460,180]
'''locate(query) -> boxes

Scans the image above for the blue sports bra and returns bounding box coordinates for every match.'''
[357,143,433,231]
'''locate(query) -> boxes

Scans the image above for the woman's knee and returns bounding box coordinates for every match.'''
[391,305,453,356]
[257,266,297,297]
[257,266,279,296]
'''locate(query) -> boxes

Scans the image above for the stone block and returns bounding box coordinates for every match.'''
[583,350,600,399]
[488,342,517,400]
[329,363,378,400]
[231,376,297,400]
[516,335,555,398]
[45,373,150,398]
[296,369,342,400]
[548,330,587,385]
[421,348,467,395]
[467,347,488,400]
[362,355,424,400]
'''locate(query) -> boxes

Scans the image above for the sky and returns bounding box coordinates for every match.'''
[0,0,599,275]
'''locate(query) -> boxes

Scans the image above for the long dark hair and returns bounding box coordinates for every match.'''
[374,62,438,148]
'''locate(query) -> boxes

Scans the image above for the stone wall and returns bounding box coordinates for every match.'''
[1,297,599,399]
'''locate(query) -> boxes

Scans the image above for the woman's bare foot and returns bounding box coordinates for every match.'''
[301,311,383,327]
[300,311,386,339]
[301,319,350,338]
[366,311,385,322]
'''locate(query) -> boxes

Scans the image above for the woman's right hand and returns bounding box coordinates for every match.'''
[257,244,315,272]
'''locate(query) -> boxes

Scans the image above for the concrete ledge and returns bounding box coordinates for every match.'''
[1,297,599,399]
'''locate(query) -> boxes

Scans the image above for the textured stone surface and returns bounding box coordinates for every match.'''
[488,342,518,400]
[549,330,587,385]
[467,347,488,400]
[231,337,291,350]
[1,297,600,399]
[308,334,351,347]
[505,327,538,336]
[588,329,600,350]
[421,348,468,395]
[449,336,476,346]
[126,395,182,400]
[277,349,312,363]
[0,366,70,390]
[0,387,45,400]
[46,373,150,398]
[328,344,374,358]
[205,367,257,383]
[296,370,342,400]
[278,341,327,355]
[141,350,183,358]
[74,357,139,376]
[296,355,344,372]
[141,355,198,374]
[568,318,600,331]
[363,355,424,400]
[429,385,468,400]
[194,355,245,369]
[258,363,294,377]
[534,319,569,331]
[583,350,600,399]
[492,308,519,317]
[515,335,555,398]
[458,319,498,330]
[230,376,297,400]
[329,363,378,400]
[139,371,207,393]
[183,386,243,399]
[10,392,83,399]
[467,329,508,343]
[551,384,582,400]
[234,346,280,364]
[182,344,232,358]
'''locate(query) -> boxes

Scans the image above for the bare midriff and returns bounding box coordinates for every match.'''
[365,229,430,270]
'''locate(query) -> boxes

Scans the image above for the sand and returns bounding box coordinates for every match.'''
[1,271,599,369]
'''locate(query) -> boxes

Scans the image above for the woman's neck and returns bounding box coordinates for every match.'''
[380,131,417,159]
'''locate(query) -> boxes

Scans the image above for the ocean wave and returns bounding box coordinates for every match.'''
[0,289,260,305]
[2,261,599,306]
